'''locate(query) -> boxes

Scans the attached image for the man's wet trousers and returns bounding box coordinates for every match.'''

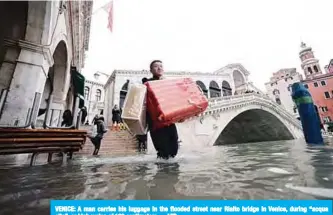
[150,124,179,159]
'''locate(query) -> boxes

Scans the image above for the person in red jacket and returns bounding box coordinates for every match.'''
[142,60,179,159]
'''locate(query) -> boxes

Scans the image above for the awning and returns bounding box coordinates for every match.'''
[71,66,85,108]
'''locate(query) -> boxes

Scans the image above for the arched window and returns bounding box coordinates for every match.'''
[314,65,319,73]
[95,89,102,101]
[209,81,221,98]
[308,67,313,74]
[119,80,130,108]
[196,80,208,97]
[84,86,90,100]
[275,97,281,105]
[222,80,232,96]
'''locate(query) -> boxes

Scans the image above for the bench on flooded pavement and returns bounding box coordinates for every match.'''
[0,128,87,166]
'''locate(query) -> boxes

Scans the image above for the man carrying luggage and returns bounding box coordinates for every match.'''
[142,60,180,159]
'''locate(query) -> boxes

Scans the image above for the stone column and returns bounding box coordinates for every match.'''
[0,39,53,126]
[0,40,21,92]
[49,98,66,127]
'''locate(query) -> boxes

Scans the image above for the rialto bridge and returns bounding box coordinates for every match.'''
[104,63,304,145]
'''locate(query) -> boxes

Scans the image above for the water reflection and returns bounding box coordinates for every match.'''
[311,146,333,188]
[0,139,332,214]
[0,160,87,214]
[148,162,183,199]
[284,144,333,199]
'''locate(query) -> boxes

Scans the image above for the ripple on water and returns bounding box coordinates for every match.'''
[0,139,332,213]
[285,184,333,199]
[267,167,292,175]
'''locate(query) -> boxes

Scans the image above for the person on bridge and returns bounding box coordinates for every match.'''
[142,60,180,160]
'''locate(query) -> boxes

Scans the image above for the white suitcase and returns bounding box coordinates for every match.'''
[121,83,148,135]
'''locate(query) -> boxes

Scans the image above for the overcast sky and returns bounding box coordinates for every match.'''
[82,0,333,90]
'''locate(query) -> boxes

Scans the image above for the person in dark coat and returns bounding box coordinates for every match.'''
[88,116,107,155]
[142,60,180,159]
[112,105,122,130]
[112,105,122,123]
[61,109,73,127]
[136,134,147,152]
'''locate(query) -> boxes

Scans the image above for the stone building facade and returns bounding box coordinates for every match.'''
[103,63,257,126]
[84,72,109,124]
[0,1,93,126]
[265,68,303,118]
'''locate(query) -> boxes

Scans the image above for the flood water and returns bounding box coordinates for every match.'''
[0,139,333,214]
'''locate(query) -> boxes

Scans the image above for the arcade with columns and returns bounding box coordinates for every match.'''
[0,1,93,127]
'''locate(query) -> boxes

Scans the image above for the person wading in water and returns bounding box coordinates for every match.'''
[142,60,181,160]
[88,116,107,155]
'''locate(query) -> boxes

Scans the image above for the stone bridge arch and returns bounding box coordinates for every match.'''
[214,108,294,145]
[209,104,299,146]
[176,101,302,147]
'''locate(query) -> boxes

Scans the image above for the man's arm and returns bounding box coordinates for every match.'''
[142,77,152,132]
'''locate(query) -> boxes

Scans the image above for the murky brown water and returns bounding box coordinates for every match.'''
[0,139,333,214]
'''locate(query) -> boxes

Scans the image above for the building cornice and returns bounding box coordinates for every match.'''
[264,71,302,85]
[299,48,312,55]
[301,73,333,83]
[104,64,252,88]
[213,63,250,76]
[3,38,54,67]
[85,79,104,87]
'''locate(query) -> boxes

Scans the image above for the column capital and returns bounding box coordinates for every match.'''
[3,39,54,67]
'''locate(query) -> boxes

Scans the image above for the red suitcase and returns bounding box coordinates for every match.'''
[144,77,209,130]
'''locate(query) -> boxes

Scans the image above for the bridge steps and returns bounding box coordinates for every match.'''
[78,127,139,156]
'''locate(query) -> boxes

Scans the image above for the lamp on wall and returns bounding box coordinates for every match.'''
[94,71,110,81]
[199,115,204,124]
[93,72,100,80]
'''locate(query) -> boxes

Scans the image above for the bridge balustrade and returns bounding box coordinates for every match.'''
[206,93,302,129]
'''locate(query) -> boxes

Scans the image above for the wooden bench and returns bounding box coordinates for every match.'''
[0,128,87,166]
